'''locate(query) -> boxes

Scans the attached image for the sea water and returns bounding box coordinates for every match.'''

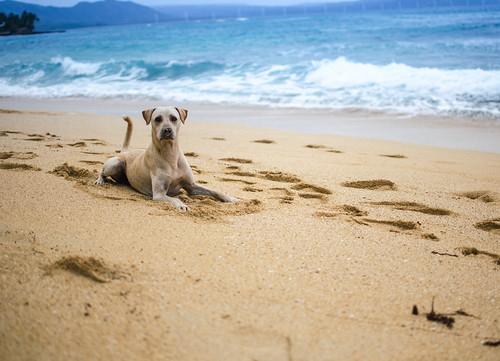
[1,6,499,118]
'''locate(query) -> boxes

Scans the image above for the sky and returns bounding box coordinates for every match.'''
[21,0,333,6]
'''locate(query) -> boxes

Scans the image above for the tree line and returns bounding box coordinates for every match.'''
[0,11,39,35]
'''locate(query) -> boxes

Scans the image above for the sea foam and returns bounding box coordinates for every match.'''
[0,56,499,117]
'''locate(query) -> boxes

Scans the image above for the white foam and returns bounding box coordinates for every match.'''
[2,57,500,117]
[51,56,101,76]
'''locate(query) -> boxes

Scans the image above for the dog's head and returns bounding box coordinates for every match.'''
[142,106,188,142]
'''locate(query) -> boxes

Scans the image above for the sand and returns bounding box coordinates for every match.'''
[0,105,499,361]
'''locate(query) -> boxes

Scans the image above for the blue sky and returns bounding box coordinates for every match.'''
[23,0,337,6]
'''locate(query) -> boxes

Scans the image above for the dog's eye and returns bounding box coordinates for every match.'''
[154,116,162,123]
[170,115,178,122]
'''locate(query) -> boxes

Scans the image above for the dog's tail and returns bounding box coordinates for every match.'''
[121,116,133,152]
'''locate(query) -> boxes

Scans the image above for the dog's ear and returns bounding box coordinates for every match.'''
[142,108,156,125]
[175,107,188,124]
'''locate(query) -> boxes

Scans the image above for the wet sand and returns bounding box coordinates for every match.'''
[0,105,499,361]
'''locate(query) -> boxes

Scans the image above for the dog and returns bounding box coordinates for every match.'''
[96,106,237,211]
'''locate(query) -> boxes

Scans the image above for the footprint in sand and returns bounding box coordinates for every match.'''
[315,204,368,218]
[458,191,497,203]
[422,233,440,241]
[342,179,396,190]
[258,171,301,183]
[298,193,327,200]
[457,247,500,266]
[80,138,107,146]
[45,256,130,283]
[315,205,371,226]
[0,130,23,136]
[368,201,452,216]
[67,141,87,147]
[242,186,263,192]
[0,162,41,171]
[50,163,94,183]
[305,144,343,153]
[226,171,256,177]
[361,218,419,231]
[269,187,295,204]
[79,160,104,165]
[474,218,500,235]
[380,154,407,159]
[253,139,275,144]
[219,157,253,164]
[23,134,45,141]
[46,144,64,149]
[184,152,199,158]
[190,165,203,174]
[219,177,256,185]
[0,151,38,160]
[291,182,332,195]
[305,144,327,149]
[81,151,106,155]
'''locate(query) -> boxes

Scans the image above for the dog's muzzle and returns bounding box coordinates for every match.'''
[160,128,174,140]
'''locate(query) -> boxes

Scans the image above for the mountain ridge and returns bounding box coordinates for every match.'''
[0,0,174,30]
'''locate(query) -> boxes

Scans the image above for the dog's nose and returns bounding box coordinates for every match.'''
[161,128,173,137]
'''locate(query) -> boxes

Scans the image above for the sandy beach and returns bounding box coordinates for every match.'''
[1,102,499,360]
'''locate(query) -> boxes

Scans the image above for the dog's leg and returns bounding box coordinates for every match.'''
[152,175,188,211]
[185,183,238,203]
[95,157,125,185]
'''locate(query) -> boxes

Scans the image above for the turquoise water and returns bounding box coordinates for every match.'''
[1,7,500,117]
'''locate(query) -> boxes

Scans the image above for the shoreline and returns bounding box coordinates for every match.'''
[1,96,500,153]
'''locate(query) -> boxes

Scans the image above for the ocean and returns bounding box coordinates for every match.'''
[1,6,500,118]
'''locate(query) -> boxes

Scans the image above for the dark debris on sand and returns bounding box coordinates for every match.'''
[413,298,480,329]
[425,297,455,329]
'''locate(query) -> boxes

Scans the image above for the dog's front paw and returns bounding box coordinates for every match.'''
[171,198,189,212]
[95,176,106,185]
[177,203,189,212]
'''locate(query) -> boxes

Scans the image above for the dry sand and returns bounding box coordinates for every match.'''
[0,106,499,361]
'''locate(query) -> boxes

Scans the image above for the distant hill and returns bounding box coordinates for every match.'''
[0,0,175,30]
